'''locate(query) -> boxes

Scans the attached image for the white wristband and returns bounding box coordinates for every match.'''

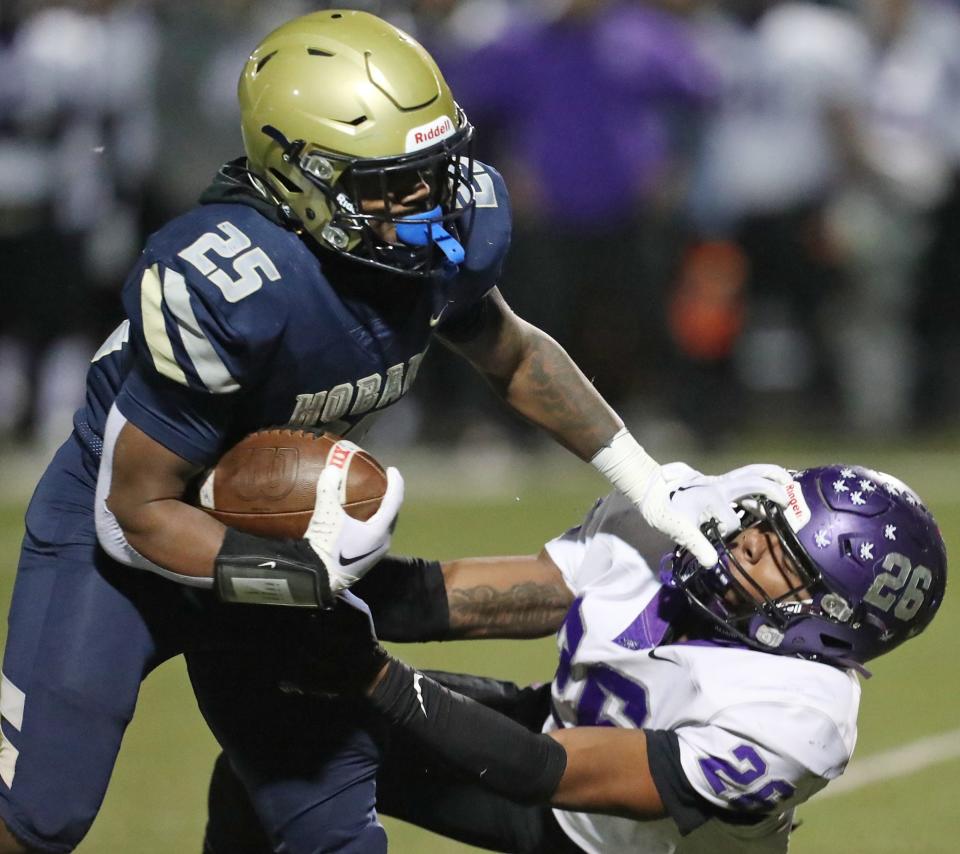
[590,428,659,505]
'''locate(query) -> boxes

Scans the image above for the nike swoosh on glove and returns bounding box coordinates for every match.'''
[661,461,792,537]
[304,445,405,594]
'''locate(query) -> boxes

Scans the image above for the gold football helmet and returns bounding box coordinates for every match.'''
[238,9,475,275]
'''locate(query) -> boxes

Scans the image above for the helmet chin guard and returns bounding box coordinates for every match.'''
[663,465,947,673]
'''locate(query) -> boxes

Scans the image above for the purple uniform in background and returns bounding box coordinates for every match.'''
[440,2,717,228]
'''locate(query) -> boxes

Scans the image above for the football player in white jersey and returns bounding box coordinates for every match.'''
[347,461,945,853]
[206,460,946,853]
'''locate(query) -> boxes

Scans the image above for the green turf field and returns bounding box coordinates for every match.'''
[0,441,958,852]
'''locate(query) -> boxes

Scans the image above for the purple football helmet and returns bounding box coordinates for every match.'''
[665,464,947,671]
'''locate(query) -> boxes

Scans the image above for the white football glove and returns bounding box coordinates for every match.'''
[304,444,404,595]
[591,430,792,568]
[661,461,793,537]
[592,429,721,568]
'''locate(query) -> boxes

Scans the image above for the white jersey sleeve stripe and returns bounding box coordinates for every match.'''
[140,264,188,386]
[0,672,25,731]
[162,268,240,393]
[91,319,131,364]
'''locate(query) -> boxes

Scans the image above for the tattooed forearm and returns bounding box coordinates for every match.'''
[442,289,621,459]
[505,328,621,460]
[448,579,572,639]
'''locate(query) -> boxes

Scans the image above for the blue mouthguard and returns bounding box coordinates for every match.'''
[395,206,465,265]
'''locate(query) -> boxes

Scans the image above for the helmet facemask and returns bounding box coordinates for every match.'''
[669,510,818,637]
[664,500,872,672]
[260,109,476,278]
[664,465,948,674]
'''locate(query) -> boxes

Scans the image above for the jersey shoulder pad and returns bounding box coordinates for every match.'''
[125,205,306,394]
[433,162,512,330]
[459,160,512,281]
[544,493,656,595]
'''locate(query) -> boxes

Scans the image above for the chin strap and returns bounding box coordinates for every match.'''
[395,205,466,265]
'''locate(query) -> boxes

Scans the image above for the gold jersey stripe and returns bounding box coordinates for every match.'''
[140,264,188,386]
[163,269,239,393]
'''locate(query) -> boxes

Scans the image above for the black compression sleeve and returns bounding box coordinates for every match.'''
[351,556,449,642]
[369,659,567,804]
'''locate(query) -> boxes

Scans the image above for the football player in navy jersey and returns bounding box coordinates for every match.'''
[0,10,759,854]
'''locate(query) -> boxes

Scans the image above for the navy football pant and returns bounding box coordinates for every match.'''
[185,605,386,854]
[0,435,383,853]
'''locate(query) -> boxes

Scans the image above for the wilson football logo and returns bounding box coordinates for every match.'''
[233,447,299,503]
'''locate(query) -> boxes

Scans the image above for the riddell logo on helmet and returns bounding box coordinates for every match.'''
[405,116,455,152]
[784,482,811,531]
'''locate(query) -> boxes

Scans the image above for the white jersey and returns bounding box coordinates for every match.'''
[543,492,861,854]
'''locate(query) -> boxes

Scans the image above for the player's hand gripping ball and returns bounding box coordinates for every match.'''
[197,429,389,538]
[201,429,404,595]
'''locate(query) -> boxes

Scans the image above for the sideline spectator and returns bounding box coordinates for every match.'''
[0,0,157,449]
[830,0,960,433]
[434,0,717,418]
[681,0,868,437]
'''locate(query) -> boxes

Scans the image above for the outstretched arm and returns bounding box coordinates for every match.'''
[443,551,573,638]
[364,657,666,821]
[440,289,720,567]
[352,549,572,642]
[439,288,621,460]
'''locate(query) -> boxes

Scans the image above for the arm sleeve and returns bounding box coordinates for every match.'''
[369,659,566,804]
[351,556,450,642]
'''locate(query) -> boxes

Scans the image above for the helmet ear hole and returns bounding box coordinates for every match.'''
[819,633,853,652]
[269,169,303,194]
[255,51,277,74]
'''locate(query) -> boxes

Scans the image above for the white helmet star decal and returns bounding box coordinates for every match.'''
[833,479,849,493]
[859,542,875,561]
[884,524,897,541]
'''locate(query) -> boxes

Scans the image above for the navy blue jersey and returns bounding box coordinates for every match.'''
[76,161,511,467]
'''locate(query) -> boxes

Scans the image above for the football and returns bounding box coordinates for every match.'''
[196,429,387,538]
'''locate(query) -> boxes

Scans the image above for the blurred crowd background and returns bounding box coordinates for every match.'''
[3,0,960,456]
